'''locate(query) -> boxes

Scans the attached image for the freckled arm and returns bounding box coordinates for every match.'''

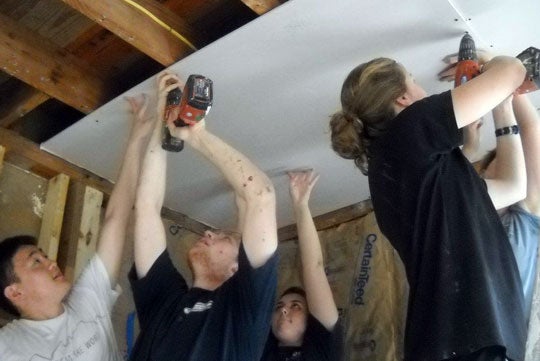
[185,129,277,268]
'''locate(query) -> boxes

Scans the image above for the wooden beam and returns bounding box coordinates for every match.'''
[0,13,107,114]
[38,174,70,261]
[58,182,103,282]
[0,79,50,128]
[240,0,282,15]
[0,128,212,236]
[0,127,113,195]
[278,199,373,242]
[61,0,199,66]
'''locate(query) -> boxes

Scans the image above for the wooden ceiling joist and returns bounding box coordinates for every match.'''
[61,0,200,66]
[0,127,114,195]
[0,13,107,114]
[0,127,211,236]
[240,0,283,15]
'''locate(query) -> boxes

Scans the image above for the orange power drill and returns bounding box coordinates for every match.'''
[454,34,540,94]
[162,74,213,152]
[454,33,480,87]
[516,47,540,94]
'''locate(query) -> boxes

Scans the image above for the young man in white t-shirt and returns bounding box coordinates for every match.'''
[0,94,154,361]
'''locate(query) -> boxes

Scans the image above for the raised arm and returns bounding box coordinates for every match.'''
[461,119,483,162]
[513,94,540,215]
[133,73,182,278]
[289,171,339,331]
[451,55,525,129]
[96,94,154,286]
[169,112,277,269]
[484,96,526,210]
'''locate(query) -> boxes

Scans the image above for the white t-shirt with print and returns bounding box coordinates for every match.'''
[0,255,121,361]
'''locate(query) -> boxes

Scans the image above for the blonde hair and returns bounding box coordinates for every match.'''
[330,58,406,175]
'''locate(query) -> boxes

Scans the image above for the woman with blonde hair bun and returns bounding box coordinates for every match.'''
[330,55,528,361]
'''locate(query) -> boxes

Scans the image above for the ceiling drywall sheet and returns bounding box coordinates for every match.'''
[43,0,540,229]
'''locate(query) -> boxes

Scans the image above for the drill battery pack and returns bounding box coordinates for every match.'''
[176,74,213,126]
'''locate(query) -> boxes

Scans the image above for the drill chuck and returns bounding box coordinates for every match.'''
[455,33,480,87]
[458,33,477,61]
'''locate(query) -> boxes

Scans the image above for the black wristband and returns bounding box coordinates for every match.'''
[495,125,519,137]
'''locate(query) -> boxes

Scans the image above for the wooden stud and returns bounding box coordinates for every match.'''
[57,182,103,282]
[0,127,113,195]
[0,128,217,237]
[38,174,70,261]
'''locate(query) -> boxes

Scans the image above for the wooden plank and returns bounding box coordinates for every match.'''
[65,26,152,78]
[0,128,214,237]
[61,0,199,66]
[0,127,113,195]
[132,0,205,47]
[57,182,102,282]
[278,199,373,242]
[37,173,70,261]
[0,13,107,114]
[240,0,282,15]
[17,0,95,47]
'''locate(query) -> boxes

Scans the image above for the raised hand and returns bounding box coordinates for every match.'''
[288,170,319,208]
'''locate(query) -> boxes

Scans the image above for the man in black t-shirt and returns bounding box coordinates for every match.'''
[128,72,278,361]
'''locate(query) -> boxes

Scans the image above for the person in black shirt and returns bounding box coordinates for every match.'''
[461,93,540,321]
[329,54,527,361]
[129,72,278,361]
[261,171,343,361]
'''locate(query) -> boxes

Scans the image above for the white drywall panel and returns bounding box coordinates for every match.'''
[43,0,540,229]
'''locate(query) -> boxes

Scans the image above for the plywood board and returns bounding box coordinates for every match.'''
[57,182,103,282]
[43,0,540,229]
[37,173,70,261]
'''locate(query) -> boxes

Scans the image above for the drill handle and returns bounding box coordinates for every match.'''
[161,125,184,152]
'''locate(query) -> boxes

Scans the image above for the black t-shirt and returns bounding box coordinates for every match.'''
[368,91,526,361]
[128,244,278,361]
[261,315,343,361]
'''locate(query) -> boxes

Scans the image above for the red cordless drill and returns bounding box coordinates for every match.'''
[162,74,213,152]
[453,34,539,94]
[516,47,540,94]
[454,33,480,87]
